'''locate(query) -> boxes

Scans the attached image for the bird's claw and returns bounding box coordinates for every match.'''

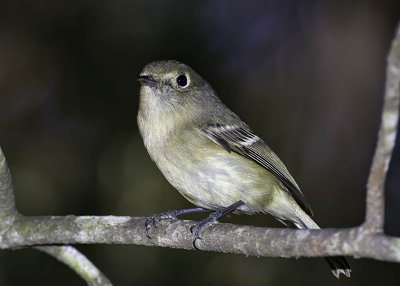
[144,203,242,248]
[145,215,159,238]
[190,215,218,249]
[145,211,180,239]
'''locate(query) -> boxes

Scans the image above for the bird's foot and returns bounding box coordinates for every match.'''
[190,200,245,249]
[190,212,220,249]
[145,208,207,238]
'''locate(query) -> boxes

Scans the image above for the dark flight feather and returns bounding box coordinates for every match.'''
[202,123,314,216]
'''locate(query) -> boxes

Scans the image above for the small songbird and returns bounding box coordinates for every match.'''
[137,60,351,278]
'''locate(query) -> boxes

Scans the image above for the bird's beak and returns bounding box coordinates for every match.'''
[137,75,158,87]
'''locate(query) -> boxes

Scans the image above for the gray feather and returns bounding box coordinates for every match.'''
[202,123,314,216]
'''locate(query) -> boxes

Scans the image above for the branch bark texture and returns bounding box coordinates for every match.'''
[1,215,400,262]
[0,147,113,286]
[36,246,113,286]
[364,22,400,233]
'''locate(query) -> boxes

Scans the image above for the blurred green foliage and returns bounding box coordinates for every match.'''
[0,0,400,285]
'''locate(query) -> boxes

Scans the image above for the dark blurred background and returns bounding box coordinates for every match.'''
[0,0,400,285]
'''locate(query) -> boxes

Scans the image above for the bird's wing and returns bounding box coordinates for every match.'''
[201,123,313,216]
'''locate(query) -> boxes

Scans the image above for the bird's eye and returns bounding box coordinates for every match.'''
[176,74,188,87]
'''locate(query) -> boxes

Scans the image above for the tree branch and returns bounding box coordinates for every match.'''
[0,147,112,286]
[0,19,399,285]
[1,215,400,262]
[364,22,400,233]
[0,146,18,234]
[36,246,113,286]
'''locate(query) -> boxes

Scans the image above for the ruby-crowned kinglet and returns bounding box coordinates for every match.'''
[137,60,350,278]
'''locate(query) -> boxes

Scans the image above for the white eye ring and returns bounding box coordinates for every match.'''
[176,74,190,88]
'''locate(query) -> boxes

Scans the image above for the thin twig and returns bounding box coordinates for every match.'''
[36,245,113,286]
[0,147,18,229]
[0,147,113,286]
[364,22,400,233]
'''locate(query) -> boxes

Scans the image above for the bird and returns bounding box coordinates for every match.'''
[137,60,351,278]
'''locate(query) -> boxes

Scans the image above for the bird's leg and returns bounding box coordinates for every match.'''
[190,200,245,249]
[145,207,209,238]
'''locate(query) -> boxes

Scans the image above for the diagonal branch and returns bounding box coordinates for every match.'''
[0,147,113,286]
[0,147,18,233]
[364,22,400,233]
[36,245,113,286]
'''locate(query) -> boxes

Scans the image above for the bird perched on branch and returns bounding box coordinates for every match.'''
[137,60,351,278]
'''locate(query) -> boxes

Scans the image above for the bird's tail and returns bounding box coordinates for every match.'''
[293,209,351,278]
[324,257,351,278]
